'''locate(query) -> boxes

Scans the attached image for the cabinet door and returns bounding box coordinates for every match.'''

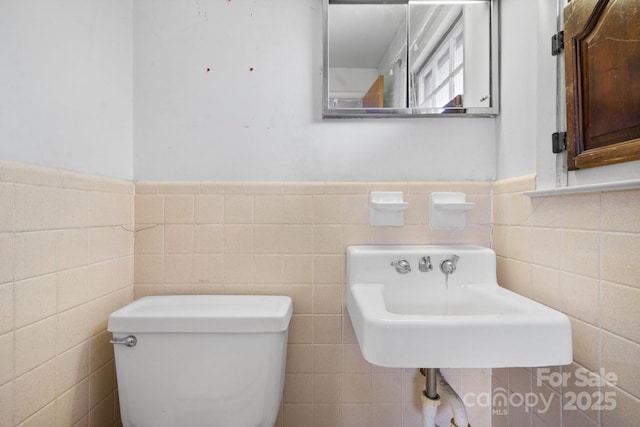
[363,75,384,109]
[565,0,640,170]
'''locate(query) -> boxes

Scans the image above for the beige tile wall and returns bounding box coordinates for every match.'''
[492,175,640,427]
[20,164,638,427]
[134,180,492,427]
[0,161,134,427]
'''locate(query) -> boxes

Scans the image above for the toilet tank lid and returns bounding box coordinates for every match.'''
[108,295,293,333]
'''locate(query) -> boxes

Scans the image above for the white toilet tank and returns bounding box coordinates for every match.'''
[108,295,292,427]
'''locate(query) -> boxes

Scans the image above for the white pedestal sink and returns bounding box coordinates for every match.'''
[346,245,572,368]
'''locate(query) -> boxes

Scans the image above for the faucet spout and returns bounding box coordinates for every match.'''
[419,256,433,272]
[439,255,460,276]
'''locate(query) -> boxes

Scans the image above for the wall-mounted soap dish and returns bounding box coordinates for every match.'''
[369,191,409,226]
[430,192,475,228]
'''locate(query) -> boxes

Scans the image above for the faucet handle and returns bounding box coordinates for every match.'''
[440,255,460,275]
[391,259,411,274]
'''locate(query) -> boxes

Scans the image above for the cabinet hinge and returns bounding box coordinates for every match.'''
[552,132,567,153]
[551,31,565,56]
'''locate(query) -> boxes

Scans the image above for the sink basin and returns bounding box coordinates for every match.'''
[346,245,572,368]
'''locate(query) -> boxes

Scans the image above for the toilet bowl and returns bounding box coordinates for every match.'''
[108,295,292,427]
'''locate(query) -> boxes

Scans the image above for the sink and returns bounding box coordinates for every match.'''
[346,245,572,368]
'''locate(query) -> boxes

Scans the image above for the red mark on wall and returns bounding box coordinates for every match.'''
[249,67,254,72]
[206,68,211,72]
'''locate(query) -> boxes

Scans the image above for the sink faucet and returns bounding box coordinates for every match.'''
[440,255,460,276]
[391,259,411,274]
[419,256,433,272]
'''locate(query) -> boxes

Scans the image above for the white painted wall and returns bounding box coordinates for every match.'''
[132,0,496,181]
[534,0,563,189]
[495,0,539,180]
[7,0,590,183]
[0,0,133,180]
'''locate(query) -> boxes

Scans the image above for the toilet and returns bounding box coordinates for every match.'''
[108,295,292,427]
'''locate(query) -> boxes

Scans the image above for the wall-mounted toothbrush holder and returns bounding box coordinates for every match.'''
[430,192,475,228]
[369,191,409,226]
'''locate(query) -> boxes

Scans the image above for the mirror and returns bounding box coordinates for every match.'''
[323,0,499,117]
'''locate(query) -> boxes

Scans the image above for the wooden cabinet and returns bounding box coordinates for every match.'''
[564,0,640,170]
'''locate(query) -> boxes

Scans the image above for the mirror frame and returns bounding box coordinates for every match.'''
[322,0,500,118]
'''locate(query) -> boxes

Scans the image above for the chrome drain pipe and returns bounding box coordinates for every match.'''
[423,368,438,399]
